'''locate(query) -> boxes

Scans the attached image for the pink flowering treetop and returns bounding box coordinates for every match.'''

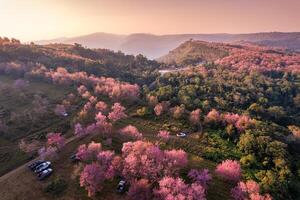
[154,176,206,200]
[188,169,212,190]
[95,101,108,112]
[79,163,104,197]
[74,123,86,137]
[215,160,241,182]
[157,130,170,141]
[235,115,255,132]
[76,141,102,162]
[88,96,97,104]
[190,109,202,125]
[121,141,187,183]
[231,180,272,200]
[108,103,127,122]
[127,179,152,200]
[95,112,112,134]
[148,95,158,107]
[77,85,87,96]
[205,109,221,123]
[119,125,143,139]
[38,146,58,160]
[154,103,163,116]
[288,125,300,138]
[47,132,65,150]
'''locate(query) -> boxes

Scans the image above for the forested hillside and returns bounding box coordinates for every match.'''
[0,37,299,200]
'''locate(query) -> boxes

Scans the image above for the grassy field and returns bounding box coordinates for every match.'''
[0,75,78,176]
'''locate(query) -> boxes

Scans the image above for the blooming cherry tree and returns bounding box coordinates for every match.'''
[215,160,241,182]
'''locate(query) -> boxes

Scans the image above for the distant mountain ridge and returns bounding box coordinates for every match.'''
[35,32,300,59]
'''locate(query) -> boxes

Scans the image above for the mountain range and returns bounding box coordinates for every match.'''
[36,32,300,59]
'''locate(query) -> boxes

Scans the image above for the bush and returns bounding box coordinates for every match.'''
[44,178,68,197]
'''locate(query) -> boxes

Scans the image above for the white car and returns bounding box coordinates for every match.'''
[37,168,53,180]
[62,112,68,117]
[34,161,51,173]
[176,132,187,138]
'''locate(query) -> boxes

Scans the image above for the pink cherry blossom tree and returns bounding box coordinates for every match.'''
[157,130,170,141]
[205,109,221,123]
[121,141,187,183]
[154,103,163,116]
[127,179,152,200]
[190,109,202,125]
[108,103,127,122]
[154,176,206,200]
[79,163,104,197]
[76,141,102,162]
[188,169,212,190]
[119,125,143,139]
[95,112,112,134]
[47,132,65,150]
[215,160,241,182]
[74,123,86,137]
[231,180,272,200]
[95,101,108,112]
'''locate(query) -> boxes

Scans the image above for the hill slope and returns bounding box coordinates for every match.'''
[157,40,229,66]
[35,32,300,59]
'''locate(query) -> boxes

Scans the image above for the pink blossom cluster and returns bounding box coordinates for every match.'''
[189,109,202,125]
[29,66,139,101]
[215,160,241,182]
[222,113,255,132]
[231,180,272,200]
[77,141,118,197]
[215,44,300,73]
[121,140,188,182]
[154,101,170,116]
[46,132,65,150]
[157,130,170,141]
[108,103,127,122]
[119,125,143,139]
[188,169,212,190]
[154,176,206,200]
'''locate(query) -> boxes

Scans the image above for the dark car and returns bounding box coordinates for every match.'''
[28,160,45,171]
[70,154,80,163]
[37,168,53,180]
[34,161,51,173]
[117,180,127,193]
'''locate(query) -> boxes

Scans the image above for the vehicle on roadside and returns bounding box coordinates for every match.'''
[37,168,53,180]
[117,180,127,193]
[28,160,45,171]
[70,154,80,163]
[34,161,51,173]
[176,132,187,138]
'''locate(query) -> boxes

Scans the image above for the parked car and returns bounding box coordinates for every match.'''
[70,154,80,163]
[62,112,68,117]
[176,132,187,138]
[117,180,127,193]
[34,161,51,173]
[37,168,53,180]
[28,160,45,171]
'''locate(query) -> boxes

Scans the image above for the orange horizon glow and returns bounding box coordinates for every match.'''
[0,0,299,42]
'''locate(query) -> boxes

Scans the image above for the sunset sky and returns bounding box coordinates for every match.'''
[0,0,299,41]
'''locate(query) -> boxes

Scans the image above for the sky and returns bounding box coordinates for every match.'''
[0,0,299,42]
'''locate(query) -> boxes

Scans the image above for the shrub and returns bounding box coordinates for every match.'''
[44,178,68,197]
